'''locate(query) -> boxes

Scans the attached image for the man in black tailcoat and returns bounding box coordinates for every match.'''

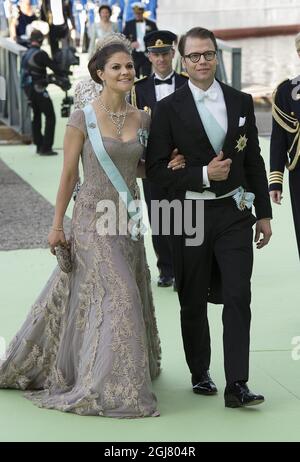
[123,2,157,78]
[146,27,272,408]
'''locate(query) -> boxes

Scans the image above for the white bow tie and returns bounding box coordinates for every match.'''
[198,90,218,102]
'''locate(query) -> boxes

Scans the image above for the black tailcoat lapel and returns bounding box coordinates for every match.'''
[146,75,157,111]
[172,83,216,157]
[174,73,188,90]
[219,81,242,154]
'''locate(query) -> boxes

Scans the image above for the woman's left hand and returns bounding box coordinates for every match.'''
[167,148,186,170]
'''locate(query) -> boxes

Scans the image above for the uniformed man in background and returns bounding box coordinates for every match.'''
[131,30,188,288]
[269,33,300,258]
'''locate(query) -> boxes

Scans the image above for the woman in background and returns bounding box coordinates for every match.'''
[88,4,118,58]
[10,0,37,46]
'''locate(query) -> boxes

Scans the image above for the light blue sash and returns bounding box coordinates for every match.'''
[195,99,226,154]
[83,104,145,241]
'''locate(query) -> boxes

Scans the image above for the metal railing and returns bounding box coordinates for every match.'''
[0,37,31,138]
[175,38,242,90]
[216,38,241,90]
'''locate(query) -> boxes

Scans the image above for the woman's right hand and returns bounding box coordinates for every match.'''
[48,230,67,255]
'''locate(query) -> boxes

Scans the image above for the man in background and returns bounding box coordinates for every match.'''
[131,30,188,288]
[123,1,157,78]
[41,0,75,57]
[21,29,61,155]
[269,32,300,260]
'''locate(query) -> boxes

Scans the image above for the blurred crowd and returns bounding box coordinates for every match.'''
[0,1,161,156]
[0,0,158,52]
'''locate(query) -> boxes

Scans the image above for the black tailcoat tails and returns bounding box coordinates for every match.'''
[146,81,272,384]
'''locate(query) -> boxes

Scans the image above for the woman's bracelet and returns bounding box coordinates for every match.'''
[52,226,64,232]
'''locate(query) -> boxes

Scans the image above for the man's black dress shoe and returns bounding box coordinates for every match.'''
[224,381,265,408]
[192,371,218,395]
[157,276,174,287]
[39,149,58,156]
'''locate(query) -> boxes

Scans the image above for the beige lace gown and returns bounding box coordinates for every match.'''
[0,106,161,418]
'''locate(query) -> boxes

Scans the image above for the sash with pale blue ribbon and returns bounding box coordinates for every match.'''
[83,104,146,241]
[195,90,226,154]
[195,90,255,210]
[233,187,255,211]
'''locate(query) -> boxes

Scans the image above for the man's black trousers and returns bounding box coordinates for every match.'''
[174,197,257,386]
[26,87,56,152]
[143,178,174,279]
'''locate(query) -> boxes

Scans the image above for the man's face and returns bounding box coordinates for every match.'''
[148,49,174,77]
[134,8,144,21]
[182,37,217,87]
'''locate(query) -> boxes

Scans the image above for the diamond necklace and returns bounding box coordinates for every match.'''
[98,97,128,138]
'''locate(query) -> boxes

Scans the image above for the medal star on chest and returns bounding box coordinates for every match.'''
[235,134,248,152]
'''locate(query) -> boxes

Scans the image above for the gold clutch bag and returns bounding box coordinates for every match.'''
[55,244,72,273]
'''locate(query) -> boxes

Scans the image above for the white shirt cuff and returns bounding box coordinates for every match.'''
[202,166,210,188]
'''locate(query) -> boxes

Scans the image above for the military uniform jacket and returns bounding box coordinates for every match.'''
[269,78,300,191]
[146,81,272,220]
[123,19,157,44]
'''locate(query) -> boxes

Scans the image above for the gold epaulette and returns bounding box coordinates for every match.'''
[130,86,137,108]
[142,106,152,116]
[180,71,189,78]
[135,76,147,84]
[272,80,300,171]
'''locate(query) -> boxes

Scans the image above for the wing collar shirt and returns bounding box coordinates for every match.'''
[136,21,146,52]
[50,0,65,26]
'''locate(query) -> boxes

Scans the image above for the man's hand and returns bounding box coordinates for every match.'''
[254,218,272,249]
[131,41,139,49]
[207,151,232,181]
[270,190,282,205]
[167,148,185,170]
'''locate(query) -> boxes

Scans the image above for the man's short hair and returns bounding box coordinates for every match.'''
[178,27,218,57]
[30,29,44,44]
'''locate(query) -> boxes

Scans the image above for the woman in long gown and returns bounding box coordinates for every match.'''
[0,34,185,418]
[88,4,118,58]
